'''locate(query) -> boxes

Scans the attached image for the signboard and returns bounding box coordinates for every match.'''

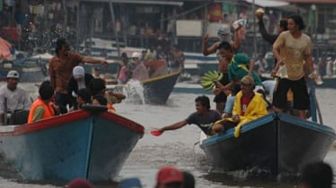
[176,20,202,37]
[206,23,230,38]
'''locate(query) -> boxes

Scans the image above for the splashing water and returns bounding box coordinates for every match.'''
[123,79,145,104]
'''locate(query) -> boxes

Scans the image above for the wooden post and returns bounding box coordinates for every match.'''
[109,2,120,57]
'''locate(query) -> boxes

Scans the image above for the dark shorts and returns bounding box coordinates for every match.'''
[272,77,309,110]
[214,92,227,103]
[214,72,230,103]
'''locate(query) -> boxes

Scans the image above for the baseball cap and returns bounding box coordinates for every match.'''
[241,75,255,86]
[65,178,93,188]
[156,166,183,185]
[6,70,19,79]
[73,66,85,79]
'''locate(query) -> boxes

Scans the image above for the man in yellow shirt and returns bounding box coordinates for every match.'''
[272,15,315,119]
[212,76,268,137]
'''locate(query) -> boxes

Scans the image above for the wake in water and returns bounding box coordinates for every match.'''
[123,79,144,104]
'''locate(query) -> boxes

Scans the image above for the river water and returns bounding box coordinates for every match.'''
[0,83,336,188]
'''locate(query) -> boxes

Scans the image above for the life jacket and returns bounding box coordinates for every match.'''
[27,98,55,124]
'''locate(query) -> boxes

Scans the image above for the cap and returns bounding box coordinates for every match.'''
[73,66,85,78]
[156,166,183,185]
[131,52,141,59]
[118,177,142,188]
[66,178,93,188]
[241,75,255,86]
[6,70,19,79]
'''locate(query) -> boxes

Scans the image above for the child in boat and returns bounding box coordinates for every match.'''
[152,95,221,136]
[212,76,268,137]
[76,88,92,109]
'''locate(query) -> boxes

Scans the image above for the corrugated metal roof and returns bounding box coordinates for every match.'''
[284,0,336,4]
[244,0,289,7]
[79,0,184,6]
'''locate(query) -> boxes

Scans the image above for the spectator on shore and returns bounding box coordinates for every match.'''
[155,166,184,188]
[65,178,93,188]
[298,161,333,188]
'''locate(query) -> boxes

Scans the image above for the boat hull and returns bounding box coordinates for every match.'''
[0,110,144,182]
[142,71,180,104]
[200,113,336,176]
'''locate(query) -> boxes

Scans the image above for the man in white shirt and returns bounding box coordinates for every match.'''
[0,70,31,125]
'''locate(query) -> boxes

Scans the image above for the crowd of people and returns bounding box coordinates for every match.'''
[153,13,317,138]
[0,38,127,125]
[117,44,184,85]
[0,7,334,188]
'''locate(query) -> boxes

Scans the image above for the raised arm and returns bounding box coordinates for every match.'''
[258,19,278,44]
[202,34,220,56]
[82,56,108,65]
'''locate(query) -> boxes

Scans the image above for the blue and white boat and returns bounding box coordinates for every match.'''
[0,107,144,183]
[200,113,336,176]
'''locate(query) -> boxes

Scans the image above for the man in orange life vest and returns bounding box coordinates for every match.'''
[27,81,56,123]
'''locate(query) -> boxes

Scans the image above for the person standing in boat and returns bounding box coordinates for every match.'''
[49,38,107,114]
[212,41,233,114]
[151,95,221,136]
[0,70,31,125]
[272,15,316,119]
[202,19,246,56]
[27,81,56,123]
[212,76,268,137]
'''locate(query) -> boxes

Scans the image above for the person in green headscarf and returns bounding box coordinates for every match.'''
[229,53,262,85]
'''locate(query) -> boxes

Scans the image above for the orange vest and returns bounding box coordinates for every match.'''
[27,98,55,124]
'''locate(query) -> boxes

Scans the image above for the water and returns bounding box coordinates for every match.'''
[1,83,336,187]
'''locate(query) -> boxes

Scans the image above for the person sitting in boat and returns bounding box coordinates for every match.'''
[88,78,125,112]
[130,52,149,81]
[117,52,130,84]
[76,88,92,109]
[152,96,221,136]
[212,76,268,138]
[202,19,246,56]
[67,66,94,110]
[144,58,169,78]
[215,52,263,115]
[169,45,185,72]
[0,70,31,125]
[27,81,57,124]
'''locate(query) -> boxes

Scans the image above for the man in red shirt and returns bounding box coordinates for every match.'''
[49,38,107,113]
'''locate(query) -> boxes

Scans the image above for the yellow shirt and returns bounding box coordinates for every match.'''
[273,31,312,80]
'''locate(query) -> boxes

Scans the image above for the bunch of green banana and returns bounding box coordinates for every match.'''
[200,70,223,90]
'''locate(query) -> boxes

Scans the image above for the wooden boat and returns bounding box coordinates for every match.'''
[142,70,181,104]
[200,113,336,176]
[0,106,144,182]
